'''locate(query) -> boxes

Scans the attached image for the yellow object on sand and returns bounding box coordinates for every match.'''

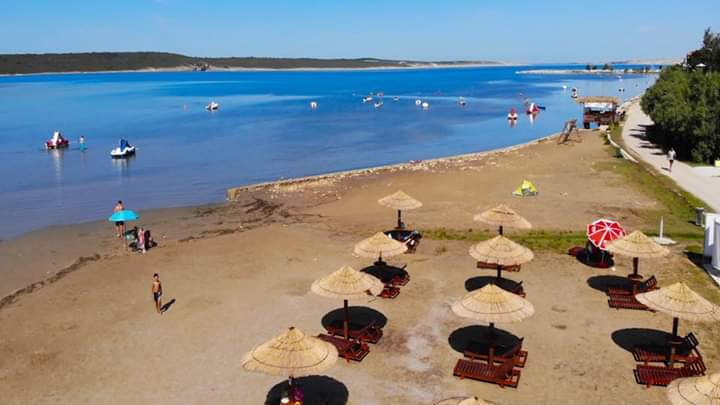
[512,179,538,196]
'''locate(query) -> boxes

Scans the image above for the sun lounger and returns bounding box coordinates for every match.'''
[476,262,521,272]
[510,281,526,298]
[379,285,400,299]
[608,295,652,311]
[453,357,521,388]
[633,333,700,365]
[607,276,658,297]
[634,357,706,388]
[464,337,528,368]
[390,273,410,287]
[385,229,422,253]
[317,334,370,362]
[325,320,383,344]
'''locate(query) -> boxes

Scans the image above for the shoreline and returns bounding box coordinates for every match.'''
[0,62,518,78]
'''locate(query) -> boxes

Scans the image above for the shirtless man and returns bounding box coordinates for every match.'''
[152,273,163,314]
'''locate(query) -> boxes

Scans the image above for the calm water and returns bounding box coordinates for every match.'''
[0,65,655,239]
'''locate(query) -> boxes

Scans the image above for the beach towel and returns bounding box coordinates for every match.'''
[512,180,538,196]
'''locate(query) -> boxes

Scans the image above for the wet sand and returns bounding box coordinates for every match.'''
[1,129,718,404]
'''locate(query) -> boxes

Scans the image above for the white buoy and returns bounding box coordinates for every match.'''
[415,99,422,106]
[421,101,429,110]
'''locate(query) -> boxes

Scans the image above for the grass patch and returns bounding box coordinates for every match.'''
[424,228,586,253]
[600,124,707,242]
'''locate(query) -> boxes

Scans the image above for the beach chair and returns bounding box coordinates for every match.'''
[608,295,652,311]
[634,357,706,388]
[510,281,526,298]
[453,357,522,388]
[325,320,383,344]
[464,337,528,368]
[607,276,658,297]
[379,285,400,299]
[633,333,700,365]
[476,262,521,272]
[390,273,410,287]
[317,334,370,362]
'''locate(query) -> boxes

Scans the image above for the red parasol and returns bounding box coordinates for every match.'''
[586,219,626,250]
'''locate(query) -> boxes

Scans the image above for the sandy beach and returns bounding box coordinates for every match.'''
[1,124,718,404]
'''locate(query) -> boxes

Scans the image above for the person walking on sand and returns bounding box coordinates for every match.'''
[114,200,125,238]
[668,148,676,172]
[152,273,163,314]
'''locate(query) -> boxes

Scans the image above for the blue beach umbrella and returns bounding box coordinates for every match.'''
[109,210,139,222]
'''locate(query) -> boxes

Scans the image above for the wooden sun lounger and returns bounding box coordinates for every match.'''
[633,333,700,365]
[325,320,383,344]
[608,295,652,311]
[510,281,526,298]
[390,273,410,287]
[379,285,400,299]
[607,275,658,297]
[476,262,521,272]
[317,334,370,362]
[453,357,521,388]
[634,357,706,388]
[464,337,528,368]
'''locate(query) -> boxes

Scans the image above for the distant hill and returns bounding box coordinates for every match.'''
[0,52,500,75]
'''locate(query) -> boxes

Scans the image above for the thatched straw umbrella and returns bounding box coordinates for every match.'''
[452,284,535,363]
[434,396,491,405]
[242,326,338,400]
[667,372,720,405]
[354,232,407,264]
[311,266,384,340]
[636,282,720,365]
[473,204,532,236]
[469,235,534,279]
[605,230,669,280]
[378,190,423,229]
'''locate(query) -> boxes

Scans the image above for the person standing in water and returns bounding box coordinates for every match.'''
[668,148,676,172]
[79,135,86,151]
[152,273,163,314]
[114,200,125,238]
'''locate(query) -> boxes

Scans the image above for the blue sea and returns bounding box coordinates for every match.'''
[0,65,655,239]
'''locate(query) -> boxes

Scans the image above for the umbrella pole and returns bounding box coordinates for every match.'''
[499,225,503,236]
[343,299,350,341]
[397,210,402,229]
[488,322,496,364]
[669,317,679,366]
[496,264,502,280]
[632,257,639,278]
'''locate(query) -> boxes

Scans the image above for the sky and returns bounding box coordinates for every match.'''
[1,0,718,63]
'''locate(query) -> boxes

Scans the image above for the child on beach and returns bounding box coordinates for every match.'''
[152,273,162,314]
[114,200,125,238]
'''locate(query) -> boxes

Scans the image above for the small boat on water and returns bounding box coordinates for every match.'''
[421,101,430,110]
[111,139,136,159]
[205,101,219,111]
[45,131,70,150]
[309,101,318,109]
[458,97,467,107]
[393,96,400,102]
[362,96,373,103]
[374,101,384,109]
[507,108,518,120]
[415,99,422,106]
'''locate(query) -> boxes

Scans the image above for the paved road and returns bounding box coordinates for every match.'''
[622,102,720,213]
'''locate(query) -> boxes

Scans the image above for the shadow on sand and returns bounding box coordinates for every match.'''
[465,276,522,292]
[360,263,408,284]
[448,325,520,354]
[586,275,633,294]
[611,328,673,353]
[265,375,348,405]
[321,306,388,331]
[161,298,176,313]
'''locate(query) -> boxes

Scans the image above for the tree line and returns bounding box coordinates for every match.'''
[641,28,720,163]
